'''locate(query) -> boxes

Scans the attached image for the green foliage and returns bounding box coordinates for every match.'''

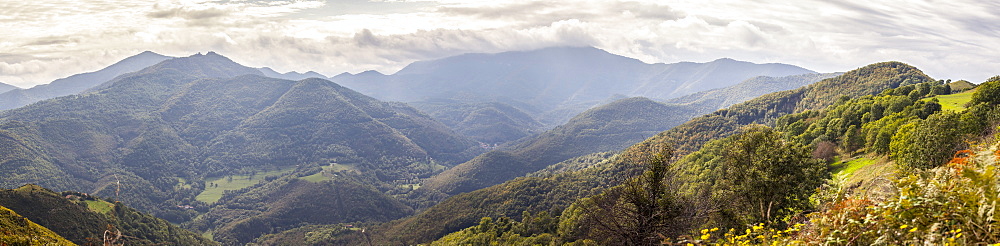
[710,126,827,227]
[254,224,369,246]
[192,178,412,245]
[794,145,1000,245]
[558,143,683,245]
[889,112,965,169]
[430,213,561,246]
[970,75,1000,105]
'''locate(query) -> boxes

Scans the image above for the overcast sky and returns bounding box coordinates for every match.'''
[1,0,998,88]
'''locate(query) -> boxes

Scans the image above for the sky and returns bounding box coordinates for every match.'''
[1,0,998,88]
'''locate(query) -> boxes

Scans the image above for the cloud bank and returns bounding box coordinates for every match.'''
[1,0,997,88]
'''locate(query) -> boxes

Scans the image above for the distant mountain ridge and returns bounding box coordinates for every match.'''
[334,47,814,125]
[0,51,173,110]
[0,82,16,94]
[258,67,327,81]
[420,72,837,196]
[332,46,815,143]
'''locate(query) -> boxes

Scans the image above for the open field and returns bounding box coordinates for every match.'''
[196,167,295,203]
[926,89,974,112]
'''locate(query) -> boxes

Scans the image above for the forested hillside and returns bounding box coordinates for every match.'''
[0,184,215,245]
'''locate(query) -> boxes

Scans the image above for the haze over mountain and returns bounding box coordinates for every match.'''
[333,46,816,139]
[0,82,16,94]
[257,67,327,81]
[0,51,174,111]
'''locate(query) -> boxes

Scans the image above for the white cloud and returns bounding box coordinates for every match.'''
[0,0,998,88]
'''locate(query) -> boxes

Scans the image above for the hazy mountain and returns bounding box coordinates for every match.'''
[0,51,173,110]
[666,73,842,110]
[333,46,816,129]
[0,82,16,94]
[420,72,837,196]
[0,51,477,227]
[409,99,544,144]
[422,97,698,195]
[258,67,327,81]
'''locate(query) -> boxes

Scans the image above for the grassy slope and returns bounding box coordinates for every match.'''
[0,205,76,245]
[926,89,975,112]
[196,167,294,203]
[831,157,875,181]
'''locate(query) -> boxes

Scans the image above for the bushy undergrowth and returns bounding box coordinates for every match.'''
[682,143,1000,245]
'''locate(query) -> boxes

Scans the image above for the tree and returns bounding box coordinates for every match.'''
[840,125,863,153]
[563,142,682,245]
[890,112,963,169]
[712,126,827,227]
[970,76,1000,105]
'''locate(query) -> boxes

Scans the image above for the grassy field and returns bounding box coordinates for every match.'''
[195,167,295,203]
[299,163,358,183]
[831,157,875,181]
[83,200,115,214]
[926,89,974,112]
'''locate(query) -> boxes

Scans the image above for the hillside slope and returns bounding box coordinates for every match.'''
[0,204,75,245]
[0,184,215,245]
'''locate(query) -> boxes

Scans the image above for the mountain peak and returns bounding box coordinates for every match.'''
[136,50,163,56]
[357,70,385,76]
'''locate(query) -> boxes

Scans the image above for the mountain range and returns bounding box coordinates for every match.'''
[0,46,967,245]
[0,51,478,231]
[333,46,816,144]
